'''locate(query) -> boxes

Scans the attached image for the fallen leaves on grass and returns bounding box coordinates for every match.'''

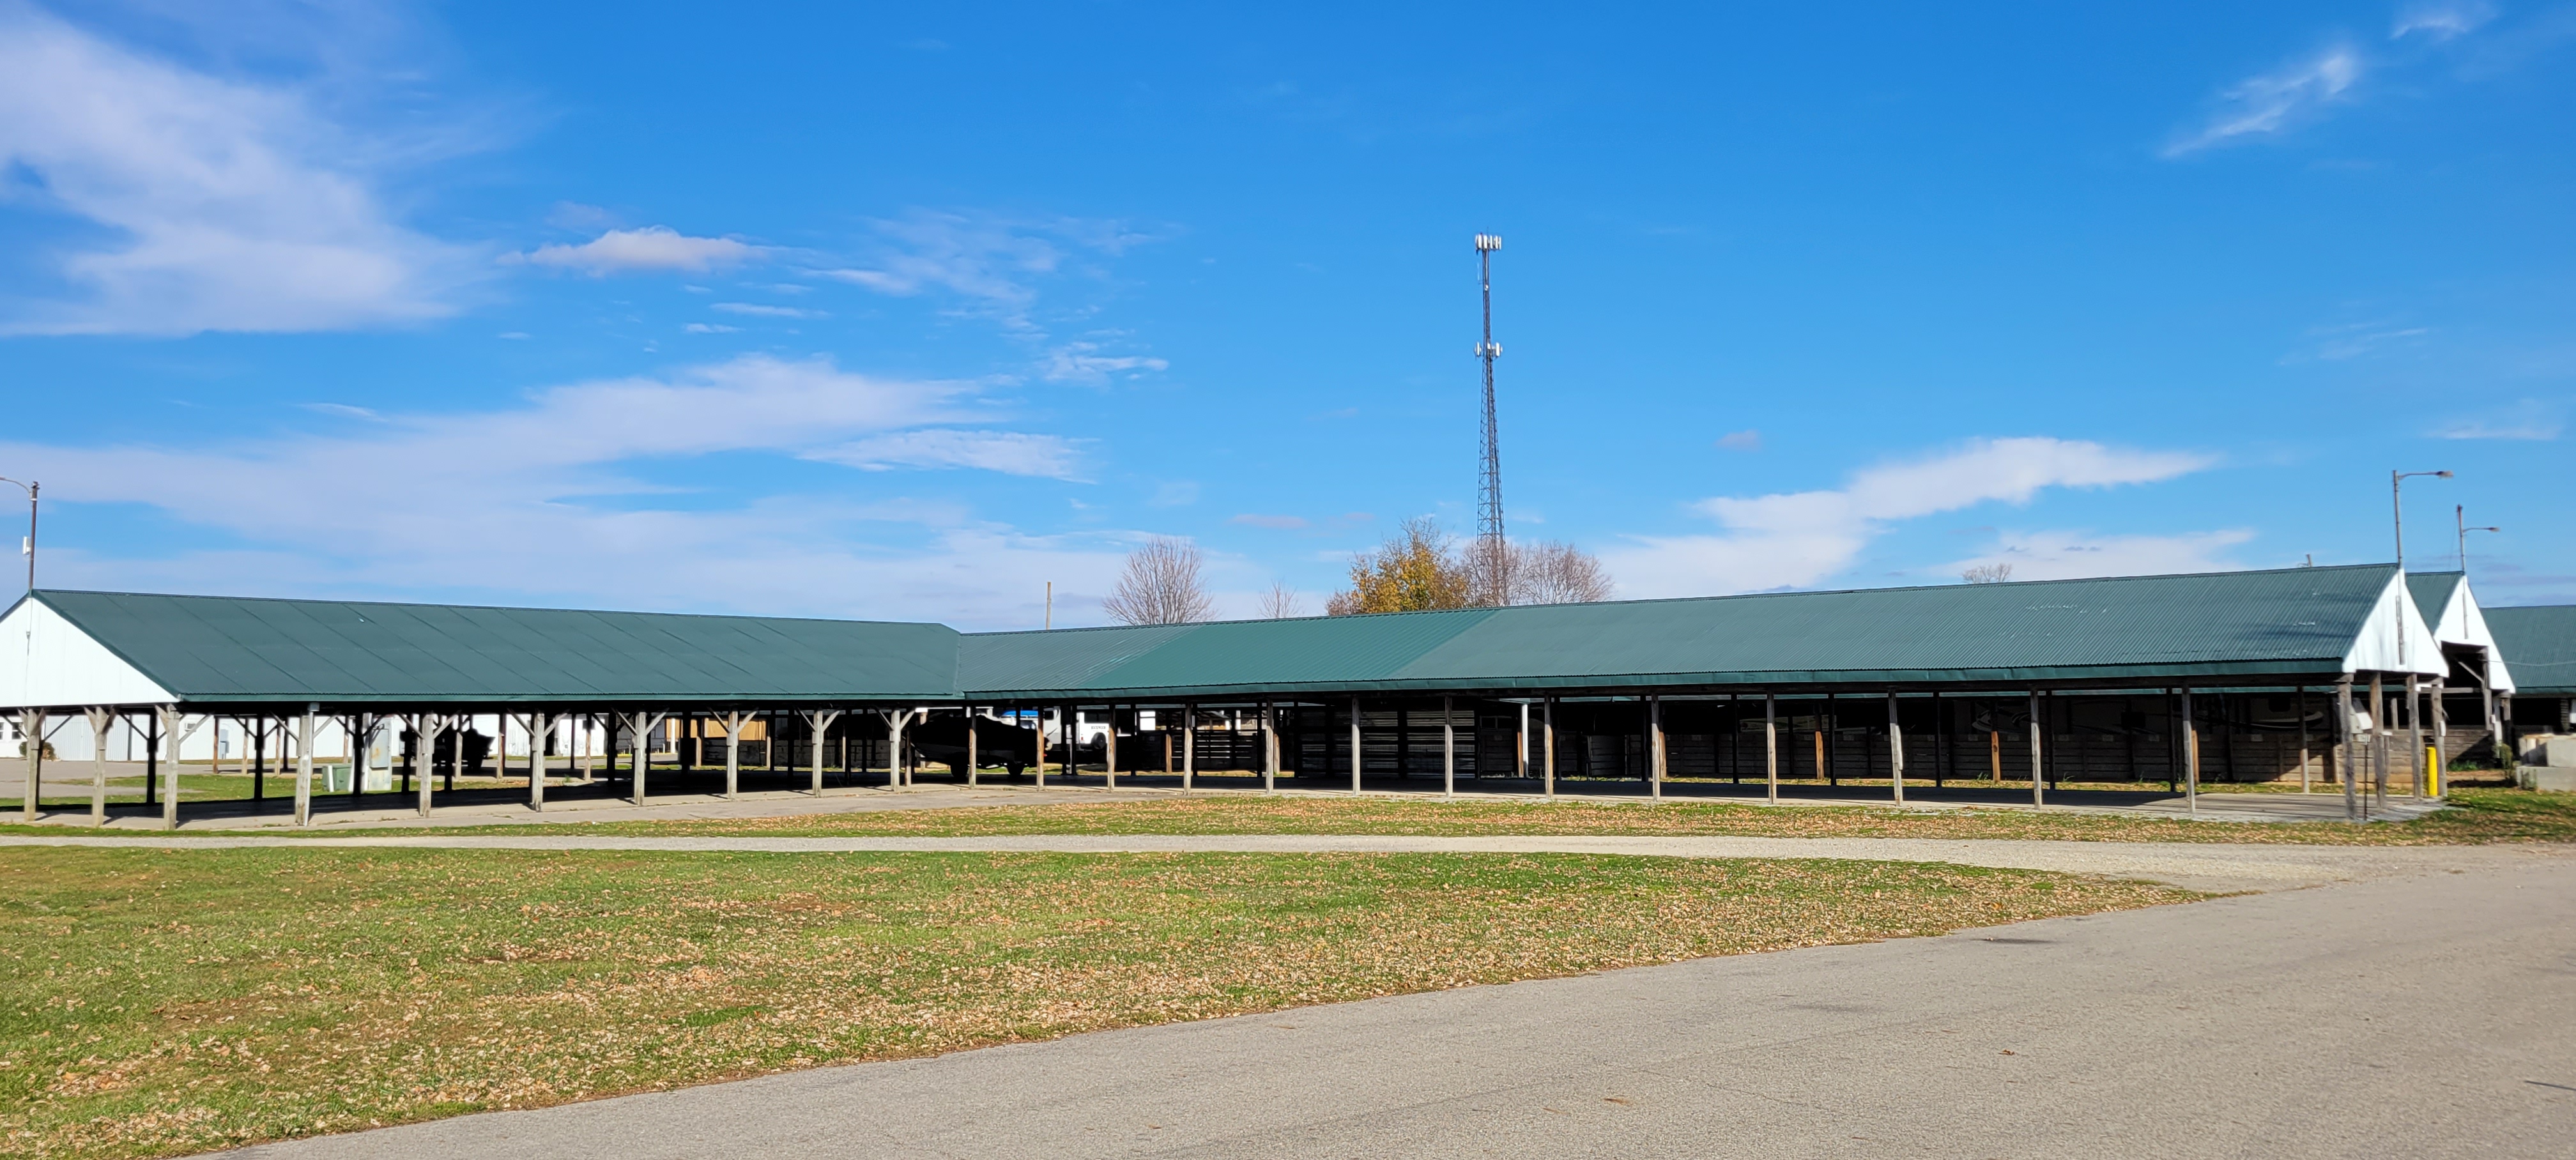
[0,847,2191,1159]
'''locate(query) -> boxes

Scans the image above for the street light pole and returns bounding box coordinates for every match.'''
[2457,505,2499,576]
[0,478,34,593]
[2391,469,2451,669]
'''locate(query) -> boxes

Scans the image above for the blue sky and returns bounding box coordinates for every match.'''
[1,0,2568,629]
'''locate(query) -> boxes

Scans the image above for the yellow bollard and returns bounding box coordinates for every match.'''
[2426,745,2441,798]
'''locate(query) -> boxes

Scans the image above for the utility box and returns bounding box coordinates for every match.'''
[2519,735,2576,768]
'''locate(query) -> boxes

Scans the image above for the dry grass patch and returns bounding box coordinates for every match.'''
[1,846,2191,1158]
[356,786,2576,845]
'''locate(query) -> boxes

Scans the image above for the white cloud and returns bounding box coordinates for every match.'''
[1042,342,1170,384]
[815,210,1154,326]
[0,6,473,335]
[682,322,738,334]
[2290,320,2430,362]
[2163,47,2364,157]
[509,226,767,275]
[0,354,1126,626]
[710,302,821,318]
[1715,429,1761,451]
[2435,400,2563,441]
[1603,437,2216,598]
[1939,529,2257,584]
[806,429,1087,480]
[2394,1,2496,40]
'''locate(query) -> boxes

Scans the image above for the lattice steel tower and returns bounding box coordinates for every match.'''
[1473,233,1505,588]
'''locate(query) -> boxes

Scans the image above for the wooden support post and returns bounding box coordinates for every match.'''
[526,712,551,812]
[2368,674,2386,814]
[1648,695,1664,799]
[2336,678,2356,821]
[1033,708,1047,788]
[413,715,439,818]
[963,707,978,788]
[714,710,751,800]
[2297,687,2312,794]
[806,709,845,795]
[2430,677,2446,798]
[2181,688,2198,818]
[1821,692,1836,786]
[1763,692,1779,804]
[17,709,36,823]
[1348,695,1363,795]
[2028,691,2044,807]
[1887,691,1905,805]
[888,708,917,788]
[159,708,189,830]
[1443,696,1458,798]
[2404,675,2424,800]
[86,706,112,826]
[1105,705,1118,790]
[1542,697,1557,798]
[1988,723,2002,782]
[294,703,316,827]
[1262,701,1277,793]
[1518,702,1530,779]
[1182,703,1196,790]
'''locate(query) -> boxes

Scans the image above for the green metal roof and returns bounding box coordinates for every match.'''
[2488,605,2576,695]
[29,590,959,706]
[17,565,2405,709]
[2407,571,2464,627]
[957,564,2398,699]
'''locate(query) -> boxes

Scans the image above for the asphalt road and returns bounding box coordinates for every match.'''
[217,857,2576,1159]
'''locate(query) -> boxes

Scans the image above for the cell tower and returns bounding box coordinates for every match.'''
[1474,233,1505,601]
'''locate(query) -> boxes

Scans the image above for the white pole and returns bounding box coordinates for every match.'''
[1182,703,1196,791]
[1443,696,1457,798]
[294,703,316,827]
[1764,693,1779,804]
[2028,691,2044,807]
[2182,689,2199,818]
[1888,692,1905,805]
[1349,696,1363,795]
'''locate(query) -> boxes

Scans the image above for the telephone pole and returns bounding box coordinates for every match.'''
[1474,233,1505,602]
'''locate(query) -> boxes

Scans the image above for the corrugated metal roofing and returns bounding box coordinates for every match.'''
[13,565,2405,708]
[28,590,958,705]
[2407,571,2463,627]
[956,565,2398,699]
[2488,605,2576,695]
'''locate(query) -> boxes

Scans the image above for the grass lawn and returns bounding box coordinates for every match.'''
[0,846,2192,1159]
[245,786,2576,846]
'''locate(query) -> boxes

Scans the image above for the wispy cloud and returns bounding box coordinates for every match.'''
[1940,529,2257,584]
[2434,399,2564,441]
[0,5,474,335]
[1042,342,1170,385]
[2163,46,2365,157]
[2394,1,2496,41]
[508,226,768,275]
[711,302,822,319]
[1715,429,1761,451]
[807,429,1087,480]
[0,354,1127,625]
[2287,320,2431,362]
[1604,437,2216,597]
[1231,514,1310,530]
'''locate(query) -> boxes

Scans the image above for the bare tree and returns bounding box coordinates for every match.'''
[1103,537,1215,625]
[1259,580,1303,619]
[1961,562,2013,584]
[1511,540,1614,604]
[1464,537,1614,606]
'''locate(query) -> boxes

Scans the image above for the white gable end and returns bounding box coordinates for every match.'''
[0,597,176,710]
[2343,572,2446,678]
